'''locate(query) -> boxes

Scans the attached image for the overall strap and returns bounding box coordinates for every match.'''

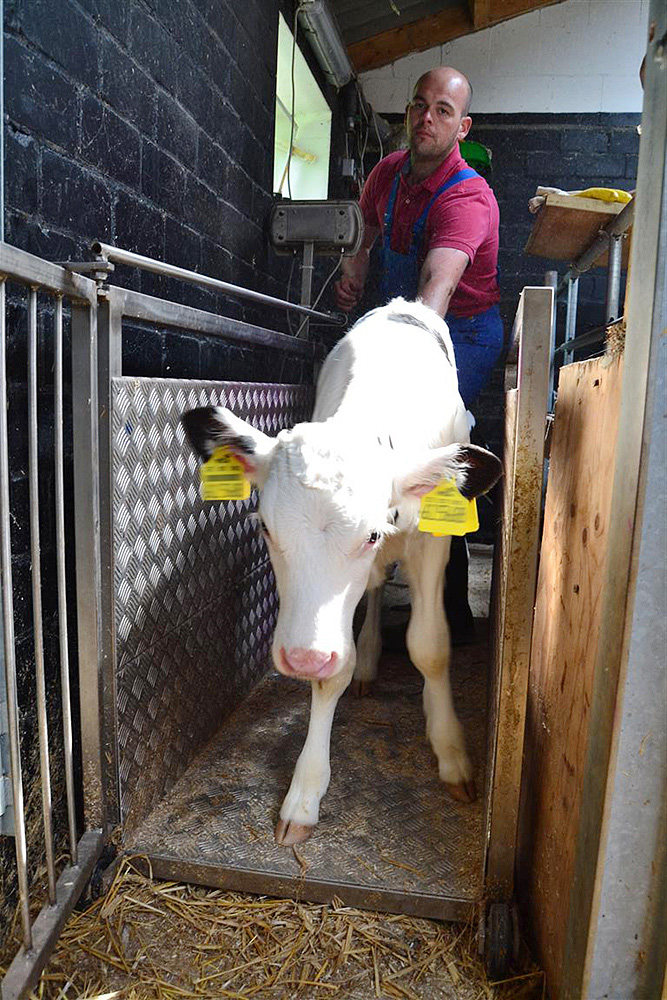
[412,167,479,239]
[382,159,409,250]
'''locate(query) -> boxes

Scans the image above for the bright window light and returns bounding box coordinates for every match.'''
[274,12,332,200]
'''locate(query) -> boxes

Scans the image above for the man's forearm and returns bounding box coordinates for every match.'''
[341,247,370,288]
[418,276,456,317]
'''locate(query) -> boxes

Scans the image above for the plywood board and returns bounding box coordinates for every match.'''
[518,355,624,1000]
[524,194,631,268]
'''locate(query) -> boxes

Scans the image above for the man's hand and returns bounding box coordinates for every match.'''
[334,272,364,312]
[333,232,375,313]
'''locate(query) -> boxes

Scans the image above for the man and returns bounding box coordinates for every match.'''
[335,67,503,642]
[335,66,502,408]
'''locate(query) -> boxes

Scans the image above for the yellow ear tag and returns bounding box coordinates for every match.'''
[200,447,251,501]
[418,478,479,536]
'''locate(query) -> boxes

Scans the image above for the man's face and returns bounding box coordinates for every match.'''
[405,74,472,165]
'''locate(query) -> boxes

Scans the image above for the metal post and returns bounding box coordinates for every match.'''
[605,234,623,324]
[71,301,107,831]
[0,278,32,950]
[564,276,579,365]
[298,241,314,339]
[28,286,57,904]
[92,293,123,826]
[545,270,558,409]
[54,294,78,864]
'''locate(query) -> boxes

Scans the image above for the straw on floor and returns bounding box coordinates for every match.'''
[2,856,545,1000]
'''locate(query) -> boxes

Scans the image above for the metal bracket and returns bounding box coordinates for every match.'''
[55,260,115,285]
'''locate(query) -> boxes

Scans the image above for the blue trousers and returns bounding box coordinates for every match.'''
[446,304,504,409]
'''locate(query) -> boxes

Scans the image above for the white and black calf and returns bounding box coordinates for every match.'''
[183,298,501,846]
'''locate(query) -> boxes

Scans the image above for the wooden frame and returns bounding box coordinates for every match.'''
[486,285,552,899]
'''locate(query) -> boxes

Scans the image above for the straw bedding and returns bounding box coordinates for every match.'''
[1,856,544,1000]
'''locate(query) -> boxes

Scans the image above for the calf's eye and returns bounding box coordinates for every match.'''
[367,531,381,545]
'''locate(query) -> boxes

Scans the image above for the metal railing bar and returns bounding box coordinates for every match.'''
[558,197,635,292]
[28,286,57,904]
[54,294,77,865]
[0,278,32,951]
[111,287,326,358]
[0,242,97,303]
[0,828,104,1000]
[91,240,345,326]
[564,276,579,365]
[554,323,608,355]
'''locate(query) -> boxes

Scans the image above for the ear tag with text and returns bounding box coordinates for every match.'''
[200,447,251,501]
[418,478,478,536]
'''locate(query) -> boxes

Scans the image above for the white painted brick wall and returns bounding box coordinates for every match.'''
[359,0,648,114]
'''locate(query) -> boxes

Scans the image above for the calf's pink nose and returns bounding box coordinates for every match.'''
[282,647,337,676]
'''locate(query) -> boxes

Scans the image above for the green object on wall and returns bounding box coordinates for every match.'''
[459,140,492,170]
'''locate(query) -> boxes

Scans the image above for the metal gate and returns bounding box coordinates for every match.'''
[0,243,319,999]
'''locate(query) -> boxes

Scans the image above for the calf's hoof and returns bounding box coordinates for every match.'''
[275,817,315,846]
[444,779,477,803]
[350,678,374,698]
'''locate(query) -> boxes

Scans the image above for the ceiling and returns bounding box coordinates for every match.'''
[330,0,566,73]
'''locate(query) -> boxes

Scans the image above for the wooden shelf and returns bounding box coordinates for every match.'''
[524,193,631,268]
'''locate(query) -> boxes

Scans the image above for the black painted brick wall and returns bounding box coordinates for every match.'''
[1,0,345,917]
[470,112,640,353]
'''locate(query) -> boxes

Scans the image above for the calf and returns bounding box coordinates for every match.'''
[183,298,501,845]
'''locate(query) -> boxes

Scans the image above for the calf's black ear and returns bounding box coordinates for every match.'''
[181,406,276,482]
[182,407,230,460]
[455,444,502,499]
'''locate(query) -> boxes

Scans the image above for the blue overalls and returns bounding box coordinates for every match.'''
[380,159,503,410]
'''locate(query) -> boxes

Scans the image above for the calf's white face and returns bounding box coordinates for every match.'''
[182,405,502,682]
[258,425,394,679]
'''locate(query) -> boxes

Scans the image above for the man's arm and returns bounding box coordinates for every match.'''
[334,223,379,312]
[417,246,469,316]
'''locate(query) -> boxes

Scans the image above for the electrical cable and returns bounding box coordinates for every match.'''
[372,108,384,161]
[295,253,344,339]
[285,251,298,336]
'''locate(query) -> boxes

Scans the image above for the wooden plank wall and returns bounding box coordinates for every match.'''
[517,354,624,1000]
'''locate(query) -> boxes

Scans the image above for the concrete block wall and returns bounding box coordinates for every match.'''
[0,0,344,927]
[359,0,649,114]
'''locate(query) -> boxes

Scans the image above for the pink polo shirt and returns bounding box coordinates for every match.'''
[359,145,500,317]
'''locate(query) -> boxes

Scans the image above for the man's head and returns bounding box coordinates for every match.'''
[405,67,473,168]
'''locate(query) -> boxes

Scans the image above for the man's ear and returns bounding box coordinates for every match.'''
[393,443,502,501]
[182,406,276,484]
[458,115,473,142]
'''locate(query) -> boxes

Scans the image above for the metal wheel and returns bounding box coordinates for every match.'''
[485,901,512,981]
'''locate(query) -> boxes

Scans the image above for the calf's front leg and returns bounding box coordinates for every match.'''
[351,585,383,697]
[405,533,475,803]
[275,656,355,845]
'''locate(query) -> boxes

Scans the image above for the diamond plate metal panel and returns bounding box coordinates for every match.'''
[112,378,313,831]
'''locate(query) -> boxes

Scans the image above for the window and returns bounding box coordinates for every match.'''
[274,13,332,200]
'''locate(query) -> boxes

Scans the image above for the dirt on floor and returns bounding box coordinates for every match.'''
[1,856,545,1000]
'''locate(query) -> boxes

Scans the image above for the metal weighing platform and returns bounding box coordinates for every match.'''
[109,375,489,923]
[126,642,489,922]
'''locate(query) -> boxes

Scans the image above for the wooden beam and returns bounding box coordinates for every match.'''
[349,6,472,75]
[469,0,490,30]
[487,0,562,25]
[349,0,566,74]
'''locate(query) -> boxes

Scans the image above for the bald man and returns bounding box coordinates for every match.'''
[335,67,502,411]
[335,68,503,645]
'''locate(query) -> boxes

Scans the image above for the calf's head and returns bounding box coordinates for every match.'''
[183,407,501,681]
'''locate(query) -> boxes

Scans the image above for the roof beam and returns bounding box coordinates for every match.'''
[348,5,472,74]
[349,0,565,74]
[468,0,490,30]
